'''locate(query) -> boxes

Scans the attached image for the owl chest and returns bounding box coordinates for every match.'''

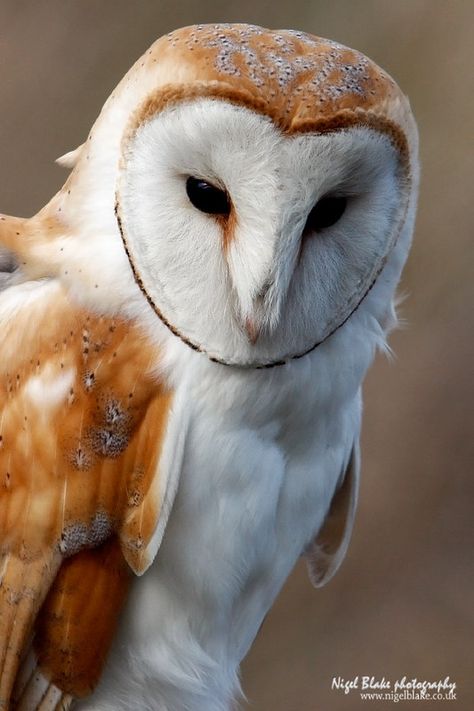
[156,377,350,659]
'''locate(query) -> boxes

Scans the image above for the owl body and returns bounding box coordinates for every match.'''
[0,24,418,711]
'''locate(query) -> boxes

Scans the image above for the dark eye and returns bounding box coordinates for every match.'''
[186,176,230,216]
[304,195,347,233]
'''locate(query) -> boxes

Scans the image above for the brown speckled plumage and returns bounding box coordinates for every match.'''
[124,25,413,158]
[0,280,171,708]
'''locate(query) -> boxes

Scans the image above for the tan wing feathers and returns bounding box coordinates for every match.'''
[32,538,130,699]
[118,388,174,572]
[0,283,168,558]
[0,280,176,708]
[0,551,61,710]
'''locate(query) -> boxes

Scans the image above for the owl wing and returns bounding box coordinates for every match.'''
[305,442,360,587]
[0,275,187,709]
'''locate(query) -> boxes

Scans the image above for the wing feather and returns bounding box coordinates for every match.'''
[0,277,185,709]
[32,538,130,699]
[0,550,61,708]
[305,442,360,587]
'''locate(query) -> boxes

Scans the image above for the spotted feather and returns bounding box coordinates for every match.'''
[0,241,184,709]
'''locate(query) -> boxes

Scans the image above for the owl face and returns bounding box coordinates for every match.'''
[54,24,417,368]
[118,98,407,366]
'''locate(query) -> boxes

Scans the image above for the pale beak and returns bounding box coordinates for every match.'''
[245,317,261,345]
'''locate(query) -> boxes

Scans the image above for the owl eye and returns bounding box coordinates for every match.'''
[304,195,347,233]
[186,176,230,216]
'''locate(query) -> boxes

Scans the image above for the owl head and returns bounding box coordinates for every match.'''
[4,24,419,368]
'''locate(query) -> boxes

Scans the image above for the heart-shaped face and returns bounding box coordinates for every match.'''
[117,97,410,367]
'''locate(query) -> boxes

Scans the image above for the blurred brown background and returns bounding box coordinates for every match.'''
[1,1,472,709]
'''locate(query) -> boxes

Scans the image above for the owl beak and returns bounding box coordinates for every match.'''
[245,317,261,344]
[225,236,276,344]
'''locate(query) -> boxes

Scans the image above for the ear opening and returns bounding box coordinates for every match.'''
[305,443,360,587]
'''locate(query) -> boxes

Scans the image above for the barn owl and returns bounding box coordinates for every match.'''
[0,23,418,711]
